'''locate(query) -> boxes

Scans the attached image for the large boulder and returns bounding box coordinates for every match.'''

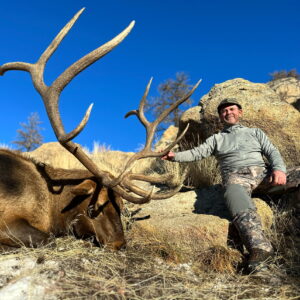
[177,78,300,167]
[177,106,205,150]
[130,186,273,269]
[154,125,178,151]
[267,77,300,108]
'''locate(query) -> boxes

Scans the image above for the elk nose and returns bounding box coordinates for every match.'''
[111,240,126,251]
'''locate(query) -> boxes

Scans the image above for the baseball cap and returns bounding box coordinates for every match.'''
[217,98,242,113]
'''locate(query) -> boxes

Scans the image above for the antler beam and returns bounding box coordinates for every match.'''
[0,8,200,203]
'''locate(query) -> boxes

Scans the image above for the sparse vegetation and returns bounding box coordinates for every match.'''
[269,69,300,81]
[0,204,299,299]
[146,72,194,133]
[182,156,222,188]
[12,112,43,151]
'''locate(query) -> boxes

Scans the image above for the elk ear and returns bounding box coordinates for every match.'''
[72,179,96,195]
[114,192,124,212]
[95,187,110,210]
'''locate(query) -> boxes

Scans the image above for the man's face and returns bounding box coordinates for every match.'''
[219,105,243,125]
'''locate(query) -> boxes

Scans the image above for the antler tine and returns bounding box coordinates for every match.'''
[38,8,85,68]
[124,77,152,128]
[141,78,201,152]
[1,9,138,190]
[0,62,33,76]
[153,79,202,128]
[52,20,135,94]
[59,103,94,143]
[127,173,176,184]
[110,79,201,189]
[159,122,190,154]
[107,175,182,204]
[112,185,153,204]
[0,9,86,94]
[121,177,183,201]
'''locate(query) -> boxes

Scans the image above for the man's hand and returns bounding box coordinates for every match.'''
[269,170,287,186]
[161,151,175,161]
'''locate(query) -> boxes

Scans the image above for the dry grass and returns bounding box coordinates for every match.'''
[182,156,222,188]
[128,223,242,274]
[0,200,298,299]
[1,207,299,299]
[147,155,221,190]
[267,204,300,277]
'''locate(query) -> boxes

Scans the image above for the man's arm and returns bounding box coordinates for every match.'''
[161,135,216,162]
[256,128,287,185]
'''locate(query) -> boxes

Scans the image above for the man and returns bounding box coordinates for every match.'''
[162,98,287,272]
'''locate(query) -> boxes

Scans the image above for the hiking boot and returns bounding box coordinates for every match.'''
[248,248,274,273]
[233,209,274,272]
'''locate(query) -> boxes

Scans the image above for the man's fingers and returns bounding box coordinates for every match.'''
[271,171,287,186]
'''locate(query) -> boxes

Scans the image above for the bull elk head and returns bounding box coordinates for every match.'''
[0,8,200,204]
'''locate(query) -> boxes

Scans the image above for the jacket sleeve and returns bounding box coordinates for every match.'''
[174,135,216,162]
[255,128,286,173]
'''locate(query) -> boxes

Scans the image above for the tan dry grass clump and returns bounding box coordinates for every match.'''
[148,154,221,189]
[29,142,135,175]
[181,156,222,188]
[268,204,300,274]
[29,142,183,186]
[1,219,299,300]
[128,222,242,274]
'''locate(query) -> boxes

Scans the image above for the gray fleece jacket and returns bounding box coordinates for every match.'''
[174,124,286,174]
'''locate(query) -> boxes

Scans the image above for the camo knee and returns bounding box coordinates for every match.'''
[224,184,255,218]
[233,208,273,253]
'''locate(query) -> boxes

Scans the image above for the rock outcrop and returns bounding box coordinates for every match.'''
[177,78,300,166]
[154,125,178,151]
[267,77,300,108]
[131,185,273,264]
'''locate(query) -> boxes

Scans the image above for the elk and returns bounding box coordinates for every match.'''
[0,8,200,250]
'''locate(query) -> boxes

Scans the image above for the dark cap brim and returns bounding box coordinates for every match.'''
[217,102,242,113]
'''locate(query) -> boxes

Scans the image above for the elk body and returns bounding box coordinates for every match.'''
[0,149,125,250]
[0,8,200,250]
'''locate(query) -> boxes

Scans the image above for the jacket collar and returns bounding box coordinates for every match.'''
[222,123,244,133]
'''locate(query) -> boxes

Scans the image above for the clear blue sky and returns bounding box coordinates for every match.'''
[0,0,299,152]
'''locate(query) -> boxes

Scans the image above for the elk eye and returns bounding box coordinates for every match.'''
[87,205,94,217]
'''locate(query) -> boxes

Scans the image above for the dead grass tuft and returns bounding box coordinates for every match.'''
[195,246,242,274]
[182,156,222,188]
[0,203,299,299]
[128,222,242,274]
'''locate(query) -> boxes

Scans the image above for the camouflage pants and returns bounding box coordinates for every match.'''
[222,166,273,253]
[222,166,270,196]
[233,208,273,253]
[222,166,270,217]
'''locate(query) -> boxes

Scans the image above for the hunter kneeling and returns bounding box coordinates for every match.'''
[161,98,287,273]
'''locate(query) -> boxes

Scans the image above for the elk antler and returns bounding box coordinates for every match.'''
[109,78,201,187]
[0,8,200,204]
